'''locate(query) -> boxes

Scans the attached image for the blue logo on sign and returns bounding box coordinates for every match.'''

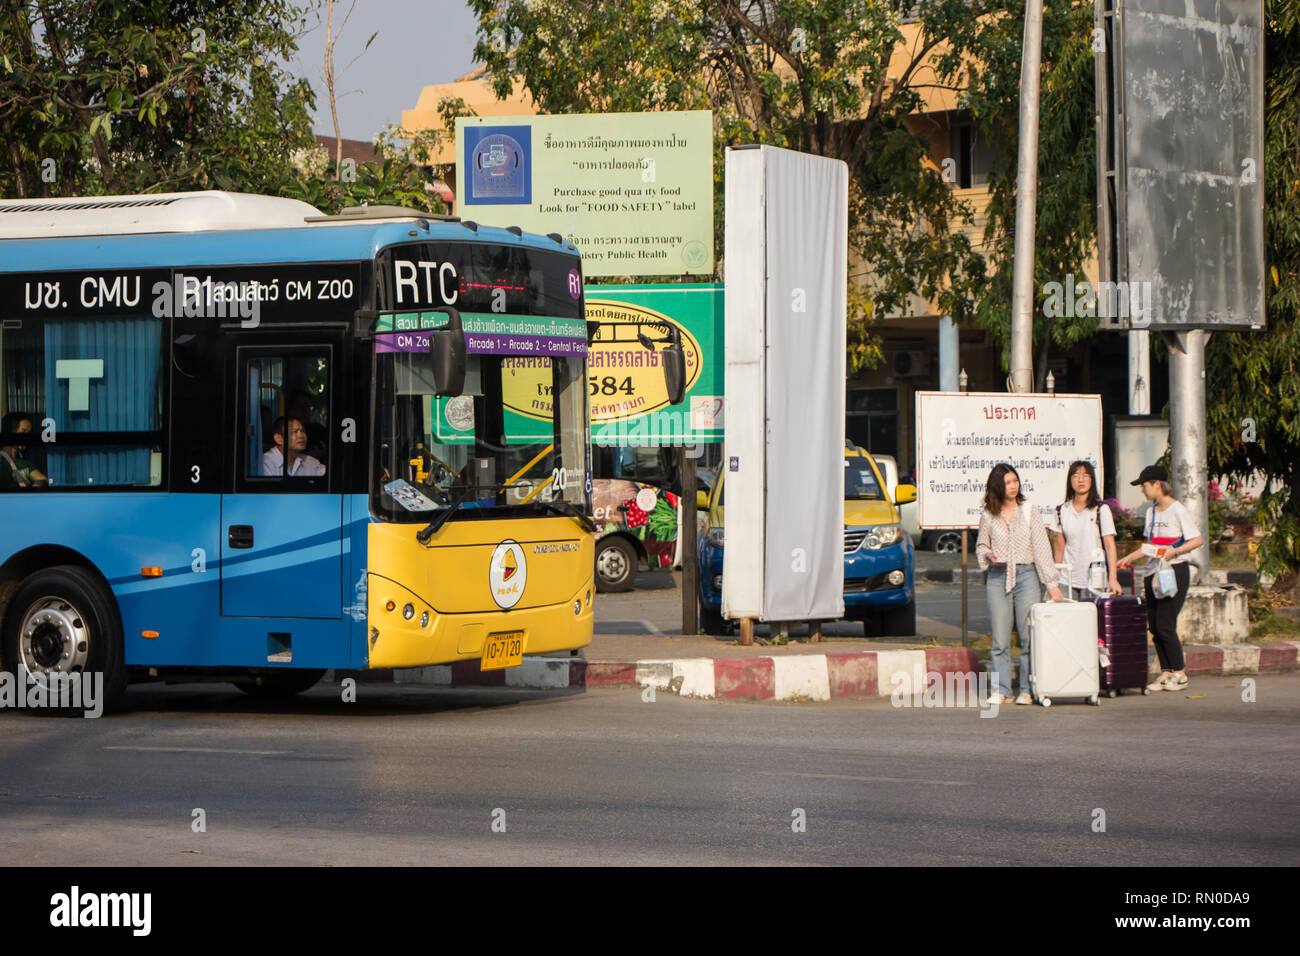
[464,125,532,205]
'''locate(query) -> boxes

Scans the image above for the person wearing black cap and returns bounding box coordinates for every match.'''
[1116,465,1204,692]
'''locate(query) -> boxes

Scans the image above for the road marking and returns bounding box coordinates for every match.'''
[104,746,288,756]
[639,619,664,635]
[756,770,972,786]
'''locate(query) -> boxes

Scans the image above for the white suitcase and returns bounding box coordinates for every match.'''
[1028,599,1100,707]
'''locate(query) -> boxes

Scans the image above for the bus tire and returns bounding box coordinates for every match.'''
[2,565,127,715]
[595,536,638,592]
[232,669,325,698]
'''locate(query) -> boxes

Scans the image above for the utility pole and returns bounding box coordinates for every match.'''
[1166,330,1211,582]
[1009,0,1045,394]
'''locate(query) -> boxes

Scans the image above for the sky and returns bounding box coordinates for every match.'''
[290,0,482,143]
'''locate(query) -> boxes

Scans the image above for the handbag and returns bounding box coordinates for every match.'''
[1143,508,1180,600]
[1152,559,1178,600]
[1057,503,1110,594]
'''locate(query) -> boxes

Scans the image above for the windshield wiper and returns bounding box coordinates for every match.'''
[537,498,596,533]
[416,486,476,544]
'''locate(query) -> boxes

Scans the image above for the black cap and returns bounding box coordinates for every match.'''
[1130,464,1168,486]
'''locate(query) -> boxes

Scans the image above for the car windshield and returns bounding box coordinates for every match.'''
[845,457,884,500]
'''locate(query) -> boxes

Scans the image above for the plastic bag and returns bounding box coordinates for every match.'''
[1152,560,1178,600]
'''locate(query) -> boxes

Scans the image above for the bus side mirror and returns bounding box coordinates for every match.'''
[428,308,466,396]
[662,342,686,406]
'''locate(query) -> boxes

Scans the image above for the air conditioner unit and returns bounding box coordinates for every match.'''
[892,349,932,377]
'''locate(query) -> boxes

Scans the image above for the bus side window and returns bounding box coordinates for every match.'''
[244,353,330,481]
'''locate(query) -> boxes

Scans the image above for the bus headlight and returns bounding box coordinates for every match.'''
[573,600,582,615]
[864,525,903,549]
[419,611,430,628]
[402,603,415,620]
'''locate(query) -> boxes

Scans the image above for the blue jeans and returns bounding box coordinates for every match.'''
[986,564,1042,698]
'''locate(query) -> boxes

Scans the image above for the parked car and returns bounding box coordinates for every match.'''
[697,444,917,636]
[873,453,962,554]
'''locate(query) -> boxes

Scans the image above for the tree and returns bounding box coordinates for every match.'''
[469,0,993,370]
[0,1,447,215]
[0,0,318,197]
[1205,0,1300,596]
[961,0,1099,390]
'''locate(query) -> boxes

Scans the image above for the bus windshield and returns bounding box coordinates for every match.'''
[375,335,589,522]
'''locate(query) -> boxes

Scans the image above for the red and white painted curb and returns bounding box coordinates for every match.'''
[339,641,1300,701]
[380,647,981,701]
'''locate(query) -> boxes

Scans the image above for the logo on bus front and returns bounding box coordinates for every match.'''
[489,540,528,609]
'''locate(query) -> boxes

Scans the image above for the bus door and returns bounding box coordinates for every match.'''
[220,344,343,619]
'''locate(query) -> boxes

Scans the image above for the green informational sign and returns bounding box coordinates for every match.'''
[394,288,724,448]
[455,111,714,277]
[584,283,723,446]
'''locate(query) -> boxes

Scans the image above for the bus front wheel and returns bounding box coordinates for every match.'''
[595,536,638,592]
[2,565,128,714]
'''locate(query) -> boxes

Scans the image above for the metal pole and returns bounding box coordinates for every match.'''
[1166,330,1211,582]
[959,368,969,648]
[681,445,698,635]
[939,315,960,393]
[1009,0,1045,394]
[961,530,969,648]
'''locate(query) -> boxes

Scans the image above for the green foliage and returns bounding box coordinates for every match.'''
[469,0,996,358]
[1205,0,1300,588]
[0,2,451,215]
[0,0,318,196]
[961,1,1098,386]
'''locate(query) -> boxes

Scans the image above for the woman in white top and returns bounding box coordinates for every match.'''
[976,463,1064,705]
[1050,460,1121,599]
[1116,465,1204,692]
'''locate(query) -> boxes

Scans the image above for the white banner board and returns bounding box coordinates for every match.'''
[723,145,847,622]
[915,392,1104,528]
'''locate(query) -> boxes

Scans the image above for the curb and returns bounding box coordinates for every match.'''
[335,641,1300,701]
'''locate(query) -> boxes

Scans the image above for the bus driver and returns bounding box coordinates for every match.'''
[263,417,326,477]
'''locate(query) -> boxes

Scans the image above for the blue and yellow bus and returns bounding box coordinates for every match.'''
[0,191,686,710]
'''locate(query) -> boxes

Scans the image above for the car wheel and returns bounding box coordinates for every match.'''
[699,601,728,636]
[595,536,638,592]
[233,669,326,698]
[2,565,127,715]
[879,599,916,637]
[933,531,962,555]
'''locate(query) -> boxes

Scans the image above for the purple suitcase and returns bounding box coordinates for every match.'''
[1093,585,1150,696]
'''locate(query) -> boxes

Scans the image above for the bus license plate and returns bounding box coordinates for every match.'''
[481,630,525,670]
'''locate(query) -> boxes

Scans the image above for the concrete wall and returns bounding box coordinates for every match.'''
[1178,585,1250,645]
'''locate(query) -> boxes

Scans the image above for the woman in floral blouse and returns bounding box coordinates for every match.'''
[976,463,1064,705]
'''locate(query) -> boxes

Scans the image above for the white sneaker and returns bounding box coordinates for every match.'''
[1146,674,1170,692]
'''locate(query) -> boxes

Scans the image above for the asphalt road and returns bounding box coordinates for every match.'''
[2,674,1296,865]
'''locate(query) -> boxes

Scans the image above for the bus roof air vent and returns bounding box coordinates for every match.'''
[506,225,522,237]
[304,205,459,223]
[461,221,479,232]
